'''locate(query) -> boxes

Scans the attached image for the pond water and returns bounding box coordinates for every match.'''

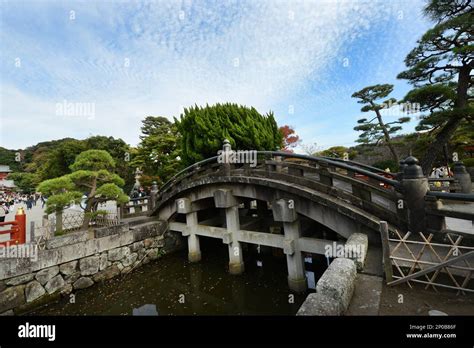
[32,238,323,316]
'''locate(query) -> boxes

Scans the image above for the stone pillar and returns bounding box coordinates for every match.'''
[424,195,446,231]
[221,139,233,176]
[275,155,283,173]
[453,162,472,193]
[397,159,406,181]
[149,181,159,211]
[272,198,307,293]
[226,205,244,275]
[401,156,429,233]
[214,189,244,275]
[176,198,201,263]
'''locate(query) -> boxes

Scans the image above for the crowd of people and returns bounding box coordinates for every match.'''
[429,166,453,179]
[0,192,45,222]
[0,186,148,223]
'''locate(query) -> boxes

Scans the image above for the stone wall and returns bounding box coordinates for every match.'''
[296,258,357,316]
[0,220,182,315]
[296,232,368,316]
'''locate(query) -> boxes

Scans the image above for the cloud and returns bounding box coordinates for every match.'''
[0,0,429,149]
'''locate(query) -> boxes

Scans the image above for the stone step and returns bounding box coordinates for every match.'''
[123,216,156,227]
[362,246,384,277]
[129,220,162,231]
[345,274,383,315]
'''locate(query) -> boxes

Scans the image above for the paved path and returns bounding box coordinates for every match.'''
[443,202,474,234]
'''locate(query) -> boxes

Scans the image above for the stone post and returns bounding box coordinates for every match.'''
[272,198,307,293]
[424,195,446,231]
[453,162,472,193]
[149,181,159,211]
[397,159,406,181]
[401,156,429,233]
[55,210,62,236]
[214,189,244,275]
[221,139,233,176]
[30,221,35,244]
[275,155,283,173]
[116,205,122,222]
[176,198,201,263]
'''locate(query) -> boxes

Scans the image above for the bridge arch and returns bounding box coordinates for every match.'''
[153,179,376,292]
[154,177,382,240]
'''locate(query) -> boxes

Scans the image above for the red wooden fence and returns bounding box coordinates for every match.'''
[0,208,26,247]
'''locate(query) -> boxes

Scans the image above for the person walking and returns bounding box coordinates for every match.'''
[0,202,9,222]
[26,195,33,210]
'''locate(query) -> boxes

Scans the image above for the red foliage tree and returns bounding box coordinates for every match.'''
[279,125,301,153]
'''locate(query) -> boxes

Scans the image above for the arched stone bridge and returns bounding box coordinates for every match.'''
[148,140,474,292]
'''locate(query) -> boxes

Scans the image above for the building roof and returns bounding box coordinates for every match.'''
[0,180,16,188]
[0,165,12,173]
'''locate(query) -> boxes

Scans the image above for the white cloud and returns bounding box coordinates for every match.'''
[0,0,428,149]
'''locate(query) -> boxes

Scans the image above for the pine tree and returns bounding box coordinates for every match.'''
[175,103,283,165]
[397,0,473,174]
[352,84,410,163]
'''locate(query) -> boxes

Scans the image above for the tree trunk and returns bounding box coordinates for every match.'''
[420,65,471,175]
[81,177,97,230]
[374,108,399,163]
[55,210,62,235]
[443,143,450,173]
[81,199,94,230]
[420,116,464,175]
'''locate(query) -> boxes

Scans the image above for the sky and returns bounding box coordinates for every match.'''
[0,0,432,151]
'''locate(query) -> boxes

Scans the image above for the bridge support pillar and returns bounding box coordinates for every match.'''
[284,220,307,293]
[187,224,201,263]
[176,198,201,263]
[227,206,245,275]
[272,199,307,293]
[214,189,244,275]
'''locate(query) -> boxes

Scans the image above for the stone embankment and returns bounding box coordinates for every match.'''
[0,219,181,315]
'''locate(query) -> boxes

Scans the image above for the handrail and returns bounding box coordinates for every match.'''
[128,196,150,202]
[0,221,19,234]
[320,156,395,176]
[159,156,219,195]
[0,221,18,226]
[156,151,401,199]
[155,151,474,205]
[0,220,21,247]
[257,151,401,188]
[426,191,474,202]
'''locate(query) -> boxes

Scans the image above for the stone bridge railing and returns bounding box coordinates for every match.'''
[150,140,473,234]
[119,196,151,219]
